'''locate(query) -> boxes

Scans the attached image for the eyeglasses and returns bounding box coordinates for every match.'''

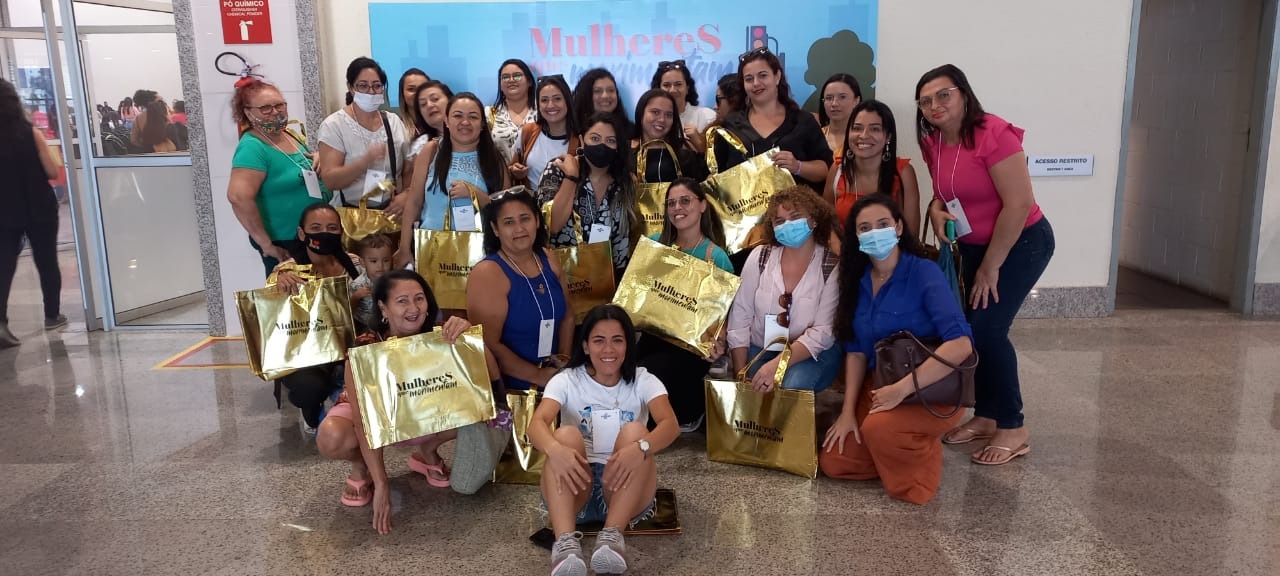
[658,59,686,72]
[251,102,287,115]
[822,93,854,104]
[665,196,697,209]
[501,72,526,83]
[916,86,960,110]
[778,293,793,328]
[739,46,771,62]
[354,82,384,93]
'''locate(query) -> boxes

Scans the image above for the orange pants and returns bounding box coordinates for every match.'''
[819,377,962,505]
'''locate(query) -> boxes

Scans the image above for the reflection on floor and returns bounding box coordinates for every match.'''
[120,298,209,326]
[1,302,1277,574]
[1116,266,1227,310]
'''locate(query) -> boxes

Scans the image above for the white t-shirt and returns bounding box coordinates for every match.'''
[680,104,717,133]
[515,130,569,189]
[317,108,408,208]
[543,366,668,464]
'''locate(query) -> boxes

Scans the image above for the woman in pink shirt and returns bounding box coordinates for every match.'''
[727,186,842,392]
[917,64,1055,466]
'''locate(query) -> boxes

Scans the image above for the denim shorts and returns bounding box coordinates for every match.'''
[573,462,657,528]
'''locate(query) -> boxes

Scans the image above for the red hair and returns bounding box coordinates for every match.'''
[231,79,278,135]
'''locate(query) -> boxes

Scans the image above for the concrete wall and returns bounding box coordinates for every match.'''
[1121,0,1262,299]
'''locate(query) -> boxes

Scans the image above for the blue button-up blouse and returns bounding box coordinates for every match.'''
[845,253,973,368]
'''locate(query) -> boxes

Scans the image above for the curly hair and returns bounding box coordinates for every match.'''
[759,186,837,249]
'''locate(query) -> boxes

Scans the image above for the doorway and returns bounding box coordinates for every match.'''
[1116,0,1270,311]
[0,0,207,330]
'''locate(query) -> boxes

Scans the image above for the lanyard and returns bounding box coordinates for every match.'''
[934,137,962,203]
[500,250,555,322]
[261,131,313,173]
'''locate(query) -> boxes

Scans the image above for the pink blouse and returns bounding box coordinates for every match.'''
[921,113,1043,245]
[727,244,840,357]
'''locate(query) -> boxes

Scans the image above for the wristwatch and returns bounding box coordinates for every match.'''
[637,438,650,459]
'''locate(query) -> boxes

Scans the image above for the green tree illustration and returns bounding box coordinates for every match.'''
[802,30,877,113]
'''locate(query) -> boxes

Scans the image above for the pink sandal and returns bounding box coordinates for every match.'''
[408,453,451,488]
[340,477,373,507]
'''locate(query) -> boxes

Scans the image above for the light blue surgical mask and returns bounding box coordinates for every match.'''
[773,218,813,248]
[857,227,899,260]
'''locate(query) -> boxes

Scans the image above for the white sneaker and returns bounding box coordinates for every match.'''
[551,531,587,576]
[591,527,627,574]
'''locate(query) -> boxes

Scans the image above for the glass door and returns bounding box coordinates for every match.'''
[60,0,207,328]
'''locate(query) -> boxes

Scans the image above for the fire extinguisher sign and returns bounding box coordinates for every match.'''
[220,0,273,45]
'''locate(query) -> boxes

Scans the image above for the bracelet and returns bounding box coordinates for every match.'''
[563,174,580,183]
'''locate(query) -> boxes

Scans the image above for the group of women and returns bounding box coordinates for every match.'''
[227,50,1055,574]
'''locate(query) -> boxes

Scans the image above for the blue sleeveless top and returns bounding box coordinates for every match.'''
[488,250,568,390]
[419,150,488,230]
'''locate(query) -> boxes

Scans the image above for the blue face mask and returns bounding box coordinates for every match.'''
[857,227,899,260]
[773,218,813,248]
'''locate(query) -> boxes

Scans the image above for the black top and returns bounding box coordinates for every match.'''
[0,126,57,228]
[713,107,833,192]
[638,143,710,183]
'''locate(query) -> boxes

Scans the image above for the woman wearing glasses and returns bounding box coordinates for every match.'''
[714,48,833,195]
[572,68,632,143]
[824,100,921,236]
[509,75,578,190]
[227,78,330,275]
[916,64,1054,466]
[467,189,574,391]
[651,59,716,151]
[713,74,743,124]
[727,186,841,392]
[636,177,732,432]
[317,57,410,218]
[817,73,861,158]
[631,89,709,184]
[488,59,538,165]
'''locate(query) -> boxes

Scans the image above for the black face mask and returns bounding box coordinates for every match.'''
[304,232,344,255]
[582,143,617,168]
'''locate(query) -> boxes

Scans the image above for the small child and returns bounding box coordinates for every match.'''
[350,234,395,330]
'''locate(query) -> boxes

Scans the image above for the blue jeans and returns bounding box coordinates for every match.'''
[958,217,1055,429]
[745,342,842,392]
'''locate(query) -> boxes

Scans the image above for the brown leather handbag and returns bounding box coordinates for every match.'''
[873,330,978,418]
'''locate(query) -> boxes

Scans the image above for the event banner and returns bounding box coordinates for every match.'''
[370,0,877,115]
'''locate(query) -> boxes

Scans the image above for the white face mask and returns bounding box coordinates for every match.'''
[352,91,384,112]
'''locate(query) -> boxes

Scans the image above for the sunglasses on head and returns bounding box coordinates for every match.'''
[658,59,686,72]
[739,46,771,62]
[538,74,566,86]
[489,186,532,201]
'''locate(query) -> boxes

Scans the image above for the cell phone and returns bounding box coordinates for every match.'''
[529,527,555,550]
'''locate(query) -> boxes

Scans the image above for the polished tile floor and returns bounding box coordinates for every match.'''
[1,259,1278,575]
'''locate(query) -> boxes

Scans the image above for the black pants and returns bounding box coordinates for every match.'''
[636,335,710,425]
[0,219,61,323]
[278,363,342,427]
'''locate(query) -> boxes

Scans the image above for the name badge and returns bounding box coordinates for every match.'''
[944,198,973,239]
[588,223,611,244]
[763,314,788,352]
[301,169,322,199]
[451,202,478,232]
[590,408,622,457]
[537,318,555,358]
[363,169,390,203]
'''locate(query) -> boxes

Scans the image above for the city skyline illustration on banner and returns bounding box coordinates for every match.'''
[369,0,878,116]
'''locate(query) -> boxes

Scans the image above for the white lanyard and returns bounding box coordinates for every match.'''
[500,250,555,322]
[934,136,962,203]
[261,131,313,172]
